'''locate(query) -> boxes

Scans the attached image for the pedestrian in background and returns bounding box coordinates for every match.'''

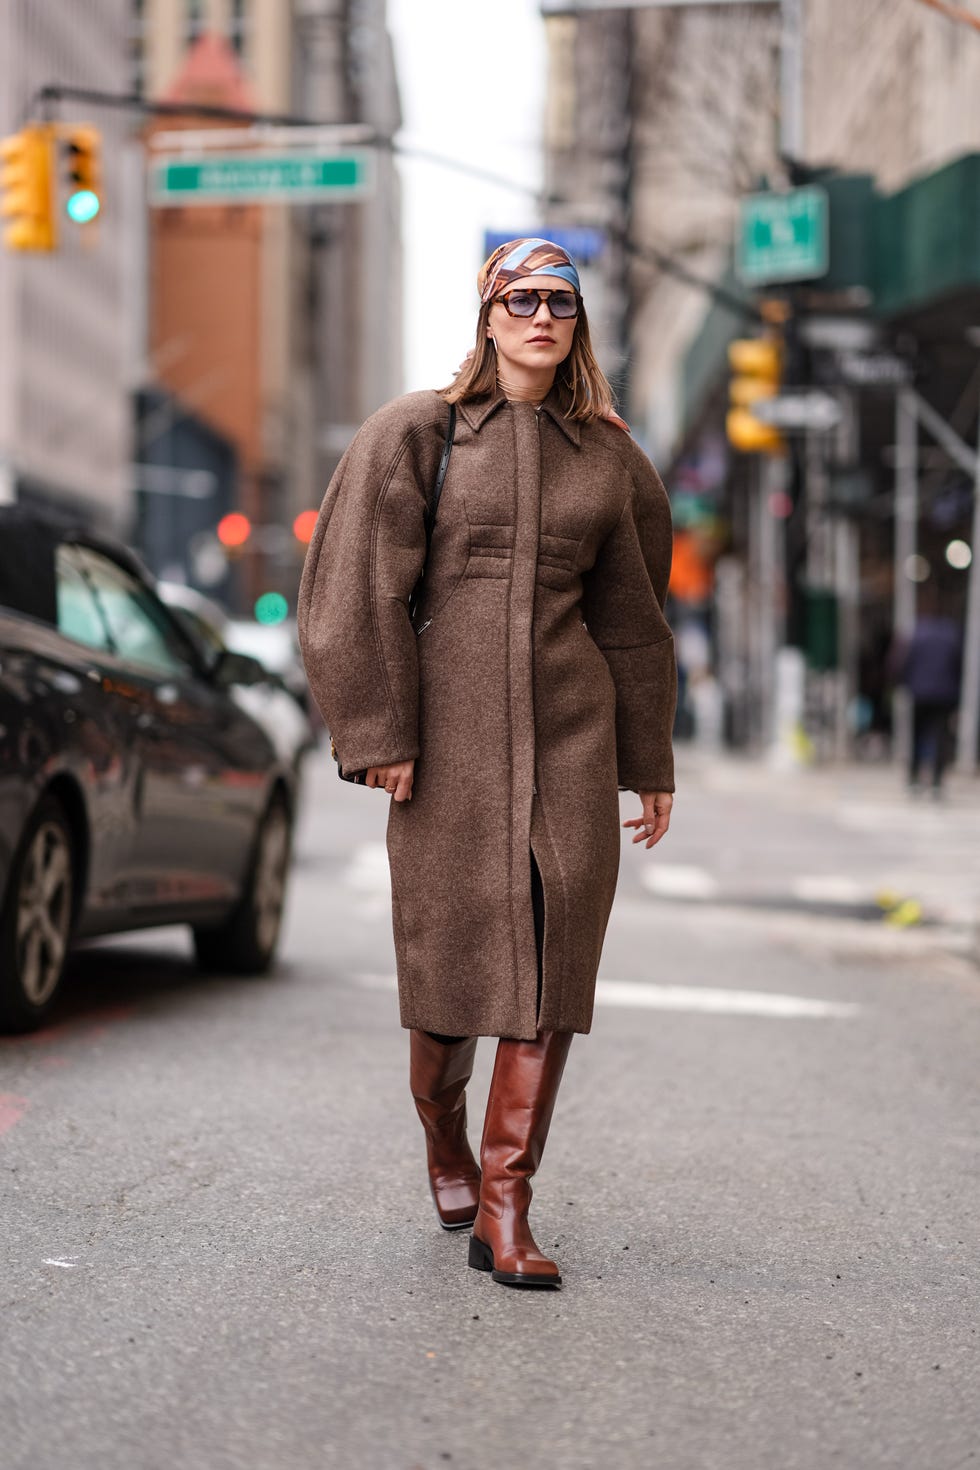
[298,238,676,1289]
[894,585,963,796]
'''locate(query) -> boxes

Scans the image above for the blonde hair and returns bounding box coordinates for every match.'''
[440,299,615,423]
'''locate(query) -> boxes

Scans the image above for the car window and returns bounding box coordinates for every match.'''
[67,545,194,677]
[55,546,113,652]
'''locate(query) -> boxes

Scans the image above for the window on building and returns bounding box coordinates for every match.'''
[129,0,146,98]
[186,0,205,45]
[230,0,250,57]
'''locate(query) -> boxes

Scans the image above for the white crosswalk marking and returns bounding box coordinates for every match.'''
[351,972,861,1020]
[640,865,719,899]
[345,843,391,892]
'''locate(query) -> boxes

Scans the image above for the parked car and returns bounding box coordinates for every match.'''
[157,583,318,773]
[0,508,300,1033]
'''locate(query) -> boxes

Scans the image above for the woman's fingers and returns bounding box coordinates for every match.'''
[623,793,673,848]
[366,762,414,800]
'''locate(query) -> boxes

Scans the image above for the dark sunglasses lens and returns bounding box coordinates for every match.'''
[549,292,579,318]
[506,292,539,316]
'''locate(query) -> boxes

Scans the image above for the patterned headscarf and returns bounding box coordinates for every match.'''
[478,237,581,304]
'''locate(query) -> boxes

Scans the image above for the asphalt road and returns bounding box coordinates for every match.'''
[2,746,979,1470]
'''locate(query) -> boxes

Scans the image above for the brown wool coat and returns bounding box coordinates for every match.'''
[297,387,677,1040]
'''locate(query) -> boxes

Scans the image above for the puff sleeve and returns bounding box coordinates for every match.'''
[581,455,677,793]
[297,410,436,774]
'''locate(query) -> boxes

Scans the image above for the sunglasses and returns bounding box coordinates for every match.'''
[492,288,581,319]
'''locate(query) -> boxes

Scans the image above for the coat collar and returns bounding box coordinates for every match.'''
[457,387,581,447]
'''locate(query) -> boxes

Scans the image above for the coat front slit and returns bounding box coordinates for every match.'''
[298,388,677,1040]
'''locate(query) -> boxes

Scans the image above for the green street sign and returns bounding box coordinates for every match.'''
[150,150,374,206]
[737,187,829,286]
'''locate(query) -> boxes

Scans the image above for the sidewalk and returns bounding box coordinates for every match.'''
[648,743,980,959]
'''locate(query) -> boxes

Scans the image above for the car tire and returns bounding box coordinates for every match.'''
[192,795,292,976]
[0,795,75,1034]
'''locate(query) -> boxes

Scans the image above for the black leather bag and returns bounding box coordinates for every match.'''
[332,403,456,783]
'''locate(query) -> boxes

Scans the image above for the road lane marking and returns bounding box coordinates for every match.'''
[790,876,867,904]
[0,1094,29,1137]
[640,866,719,899]
[593,979,860,1018]
[43,1260,78,1269]
[346,843,391,891]
[351,974,860,1020]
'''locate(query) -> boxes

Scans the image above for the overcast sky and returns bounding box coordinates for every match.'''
[386,0,547,391]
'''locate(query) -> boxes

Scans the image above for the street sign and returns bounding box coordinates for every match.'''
[752,390,842,433]
[836,350,913,387]
[482,227,606,265]
[149,150,374,206]
[737,187,829,286]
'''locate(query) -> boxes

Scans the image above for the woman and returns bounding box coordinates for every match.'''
[298,238,676,1290]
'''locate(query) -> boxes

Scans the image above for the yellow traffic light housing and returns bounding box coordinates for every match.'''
[0,125,56,252]
[726,336,784,453]
[63,126,102,224]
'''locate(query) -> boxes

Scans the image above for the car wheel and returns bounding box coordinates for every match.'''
[0,796,75,1033]
[192,796,292,976]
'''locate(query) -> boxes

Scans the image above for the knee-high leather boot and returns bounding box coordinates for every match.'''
[410,1030,481,1230]
[468,1030,573,1287]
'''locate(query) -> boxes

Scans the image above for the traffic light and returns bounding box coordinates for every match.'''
[217,512,252,549]
[63,126,101,224]
[0,125,55,252]
[292,509,318,544]
[726,336,784,454]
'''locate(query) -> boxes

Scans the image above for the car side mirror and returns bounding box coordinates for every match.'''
[212,649,267,688]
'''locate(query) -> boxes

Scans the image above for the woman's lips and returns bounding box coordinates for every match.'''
[528,335,555,344]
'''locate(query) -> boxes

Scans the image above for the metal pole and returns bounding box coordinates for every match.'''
[835,516,859,760]
[779,0,805,162]
[758,459,779,747]
[893,387,918,771]
[955,406,980,772]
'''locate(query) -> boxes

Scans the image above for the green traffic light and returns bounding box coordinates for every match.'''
[254,592,289,625]
[66,189,100,223]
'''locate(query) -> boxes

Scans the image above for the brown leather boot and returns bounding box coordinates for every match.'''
[410,1030,481,1231]
[468,1030,573,1288]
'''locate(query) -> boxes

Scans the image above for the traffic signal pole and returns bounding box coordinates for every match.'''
[893,387,919,772]
[956,407,980,773]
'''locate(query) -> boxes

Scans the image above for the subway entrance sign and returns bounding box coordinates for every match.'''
[150,150,373,206]
[737,187,828,286]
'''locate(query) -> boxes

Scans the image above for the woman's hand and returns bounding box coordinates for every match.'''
[623,790,673,849]
[366,759,415,802]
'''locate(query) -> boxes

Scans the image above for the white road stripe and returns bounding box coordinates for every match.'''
[44,1259,78,1269]
[790,875,868,904]
[593,979,860,1019]
[351,973,860,1020]
[640,865,720,899]
[346,843,391,892]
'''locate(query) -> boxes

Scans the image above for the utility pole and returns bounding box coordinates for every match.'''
[893,388,919,771]
[956,404,980,772]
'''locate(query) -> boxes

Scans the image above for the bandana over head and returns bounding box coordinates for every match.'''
[478,237,581,304]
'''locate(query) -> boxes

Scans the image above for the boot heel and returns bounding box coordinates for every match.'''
[468,1234,494,1273]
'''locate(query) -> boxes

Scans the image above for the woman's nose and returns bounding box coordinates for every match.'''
[532,298,554,321]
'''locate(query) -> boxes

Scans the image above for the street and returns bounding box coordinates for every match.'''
[2,746,979,1470]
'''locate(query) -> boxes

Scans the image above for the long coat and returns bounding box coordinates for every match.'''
[298,387,676,1040]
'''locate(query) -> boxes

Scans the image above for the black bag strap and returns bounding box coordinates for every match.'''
[410,403,456,624]
[427,402,456,537]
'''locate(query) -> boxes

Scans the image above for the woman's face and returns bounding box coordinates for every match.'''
[486,273,578,378]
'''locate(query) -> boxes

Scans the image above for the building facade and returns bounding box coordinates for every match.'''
[135,0,402,608]
[543,0,980,766]
[0,0,132,527]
